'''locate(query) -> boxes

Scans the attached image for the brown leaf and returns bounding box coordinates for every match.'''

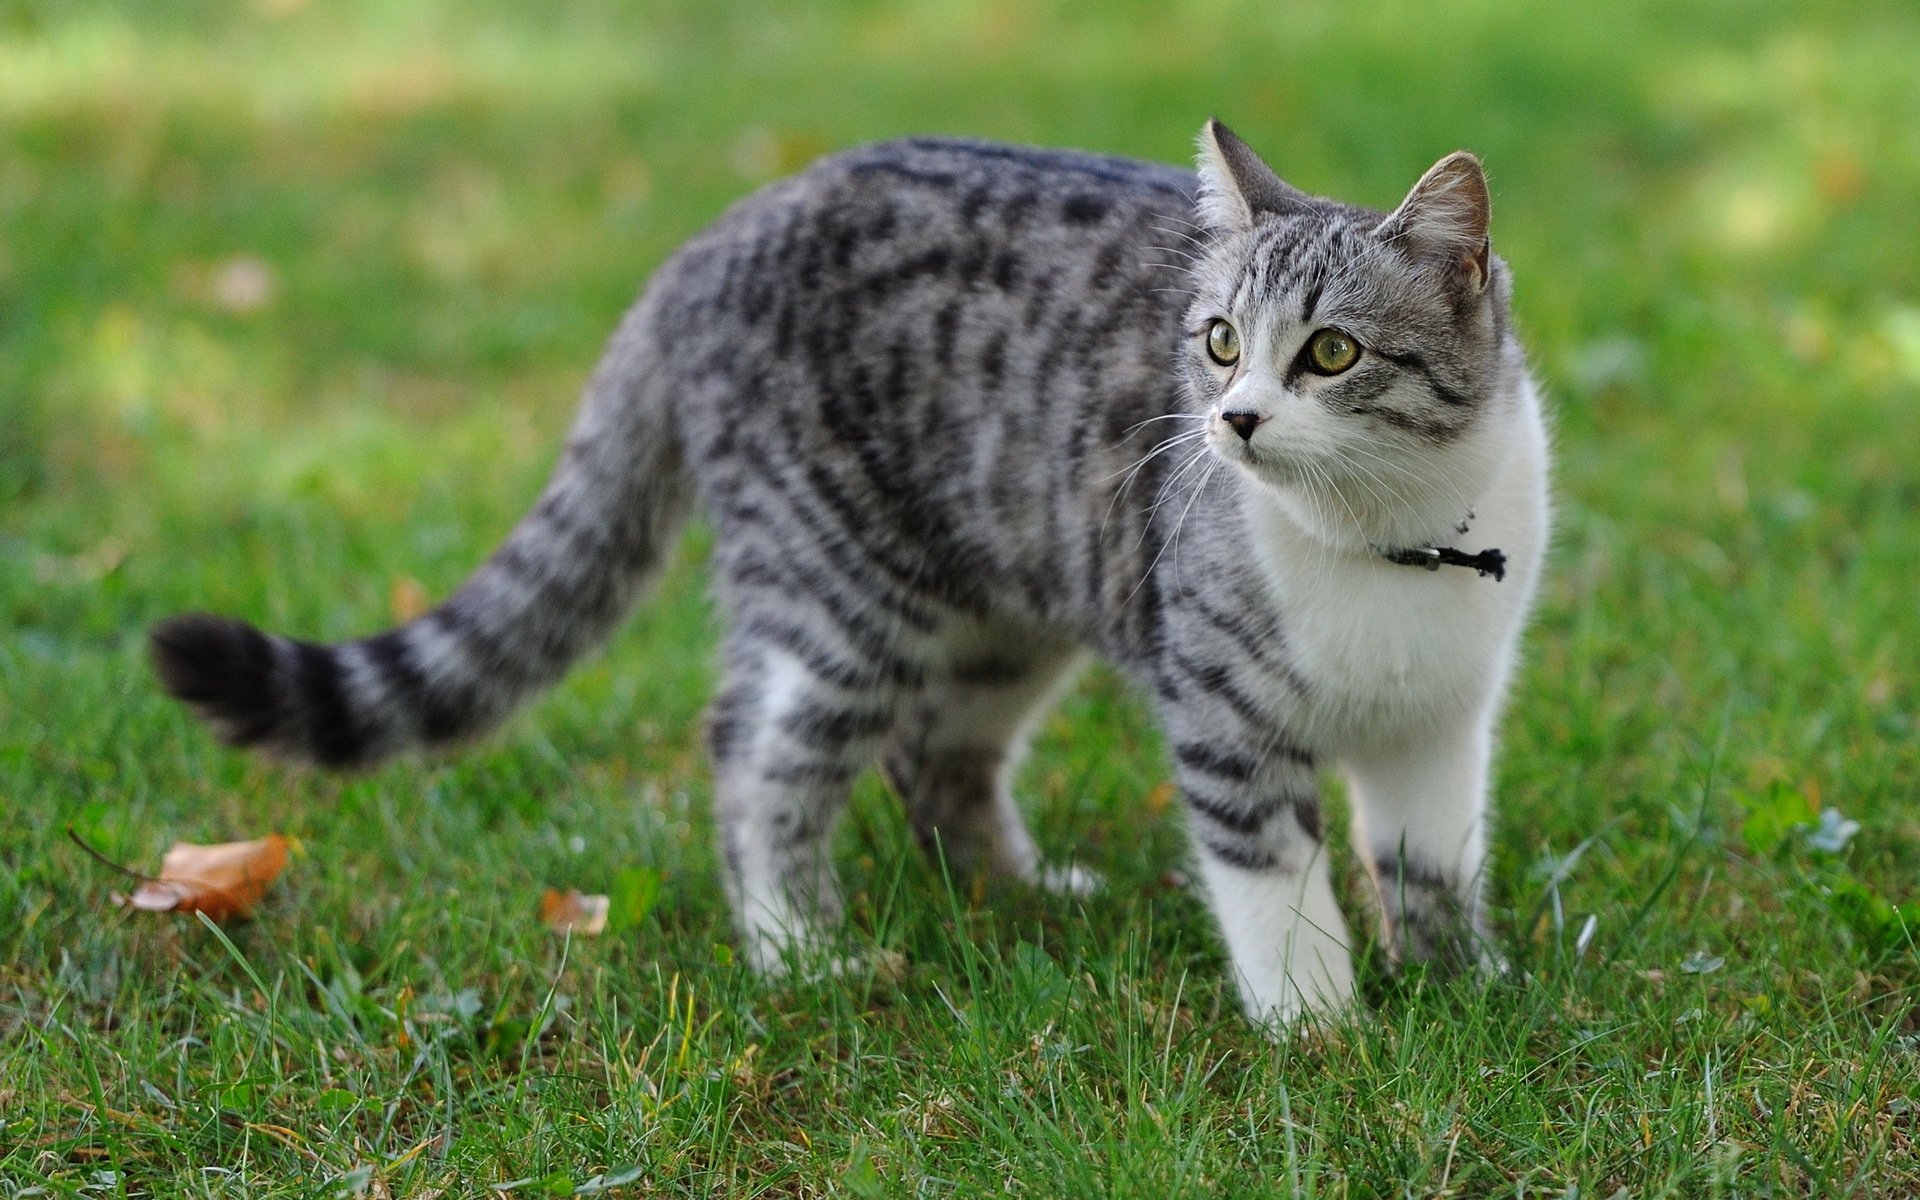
[389,575,430,623]
[117,836,291,921]
[540,888,610,935]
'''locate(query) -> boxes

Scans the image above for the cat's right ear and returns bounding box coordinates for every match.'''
[1196,118,1312,233]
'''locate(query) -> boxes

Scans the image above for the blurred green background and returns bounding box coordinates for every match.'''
[3,0,1917,1194]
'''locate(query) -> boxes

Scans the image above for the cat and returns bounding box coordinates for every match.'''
[150,120,1549,1028]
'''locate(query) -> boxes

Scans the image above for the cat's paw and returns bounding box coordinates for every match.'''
[748,936,908,986]
[1032,862,1105,896]
[1243,982,1358,1039]
[1237,949,1359,1038]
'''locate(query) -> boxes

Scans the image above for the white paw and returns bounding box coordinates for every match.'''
[746,932,907,985]
[1032,862,1105,896]
[1242,971,1357,1037]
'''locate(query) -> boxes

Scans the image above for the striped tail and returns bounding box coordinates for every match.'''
[150,312,691,768]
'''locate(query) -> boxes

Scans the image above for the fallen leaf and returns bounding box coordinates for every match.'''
[539,888,610,935]
[389,575,430,622]
[110,835,290,920]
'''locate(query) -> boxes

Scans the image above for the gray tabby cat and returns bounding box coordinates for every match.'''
[152,120,1549,1027]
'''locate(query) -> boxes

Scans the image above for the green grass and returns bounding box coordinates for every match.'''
[4,0,1919,1194]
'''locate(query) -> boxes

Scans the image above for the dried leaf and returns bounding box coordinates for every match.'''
[114,835,290,920]
[389,575,430,622]
[539,888,609,936]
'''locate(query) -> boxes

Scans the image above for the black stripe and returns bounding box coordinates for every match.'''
[842,158,959,189]
[490,541,543,584]
[991,251,1022,292]
[1195,833,1278,872]
[996,188,1039,230]
[893,139,1192,198]
[1375,854,1453,897]
[527,490,617,560]
[1174,742,1261,783]
[762,461,956,614]
[954,240,989,289]
[1182,787,1270,837]
[1372,347,1475,408]
[780,700,896,745]
[1061,192,1112,224]
[856,245,952,298]
[734,546,925,647]
[362,629,468,744]
[1169,651,1268,730]
[760,760,858,787]
[1299,275,1325,323]
[932,301,960,369]
[793,459,940,595]
[429,599,519,683]
[706,685,755,764]
[293,640,362,766]
[1179,595,1312,698]
[740,613,926,691]
[1019,272,1056,328]
[978,330,1007,391]
[959,184,992,225]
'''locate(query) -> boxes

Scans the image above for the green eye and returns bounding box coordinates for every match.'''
[1205,319,1240,367]
[1305,328,1360,375]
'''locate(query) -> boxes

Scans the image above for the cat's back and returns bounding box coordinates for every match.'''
[814,135,1198,223]
[728,135,1197,252]
[643,136,1202,631]
[648,136,1198,353]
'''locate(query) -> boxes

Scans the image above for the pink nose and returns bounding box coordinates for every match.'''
[1221,411,1263,441]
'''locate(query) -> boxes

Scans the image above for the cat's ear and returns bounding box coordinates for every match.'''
[1195,118,1312,233]
[1376,151,1492,292]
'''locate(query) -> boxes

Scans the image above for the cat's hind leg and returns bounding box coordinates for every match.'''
[706,622,923,975]
[880,626,1095,893]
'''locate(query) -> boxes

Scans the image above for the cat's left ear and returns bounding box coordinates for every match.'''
[1376,151,1492,292]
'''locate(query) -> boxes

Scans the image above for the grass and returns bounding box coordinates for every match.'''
[4,0,1918,1194]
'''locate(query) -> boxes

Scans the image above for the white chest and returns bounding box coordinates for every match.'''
[1244,447,1547,750]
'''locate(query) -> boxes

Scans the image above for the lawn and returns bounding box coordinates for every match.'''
[3,0,1918,1194]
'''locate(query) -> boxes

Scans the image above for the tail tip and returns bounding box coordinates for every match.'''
[149,613,284,749]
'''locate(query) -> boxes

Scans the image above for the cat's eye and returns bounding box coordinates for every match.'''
[1304,328,1360,375]
[1205,319,1240,367]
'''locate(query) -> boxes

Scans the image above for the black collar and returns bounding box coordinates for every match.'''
[1376,543,1507,581]
[1374,507,1506,581]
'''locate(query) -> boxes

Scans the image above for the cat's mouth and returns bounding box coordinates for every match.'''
[1216,433,1453,547]
[1213,430,1306,487]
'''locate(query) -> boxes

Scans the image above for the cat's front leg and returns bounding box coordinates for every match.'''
[1343,717,1497,972]
[1171,736,1355,1028]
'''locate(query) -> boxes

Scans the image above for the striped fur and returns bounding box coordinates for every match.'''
[152,122,1550,1028]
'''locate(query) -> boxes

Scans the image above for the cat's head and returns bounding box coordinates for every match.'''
[1180,119,1527,550]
